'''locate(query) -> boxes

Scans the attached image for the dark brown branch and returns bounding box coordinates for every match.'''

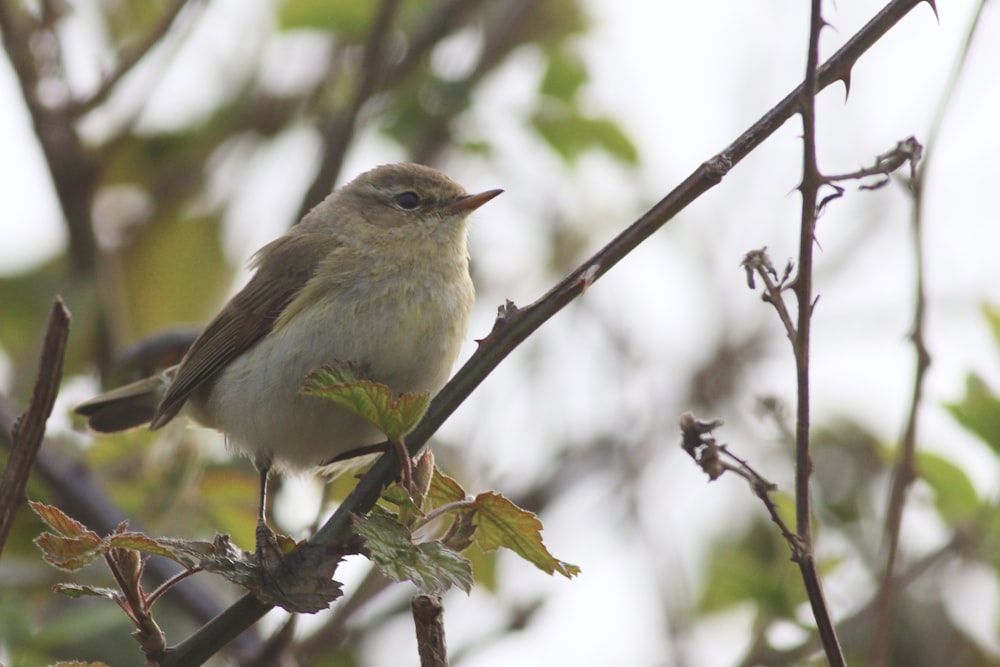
[161,1,932,663]
[790,0,847,663]
[0,299,70,555]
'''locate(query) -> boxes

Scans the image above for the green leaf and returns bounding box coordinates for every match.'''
[917,452,980,523]
[34,533,107,571]
[946,373,1000,454]
[31,502,100,540]
[699,521,803,617]
[301,361,431,441]
[354,509,473,594]
[983,303,1000,351]
[532,108,639,165]
[279,0,374,35]
[540,47,588,101]
[428,468,468,507]
[472,492,579,578]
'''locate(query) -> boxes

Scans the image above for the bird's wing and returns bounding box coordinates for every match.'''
[150,230,339,429]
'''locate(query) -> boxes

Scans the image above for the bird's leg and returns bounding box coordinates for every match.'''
[253,455,282,568]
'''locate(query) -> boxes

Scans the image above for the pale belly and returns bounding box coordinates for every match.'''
[186,279,471,469]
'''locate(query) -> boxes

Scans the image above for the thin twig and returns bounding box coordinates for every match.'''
[161,2,932,662]
[0,299,71,555]
[870,2,983,664]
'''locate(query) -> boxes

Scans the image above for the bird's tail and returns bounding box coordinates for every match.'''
[74,370,174,433]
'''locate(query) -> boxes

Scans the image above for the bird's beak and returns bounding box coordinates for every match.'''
[446,188,504,213]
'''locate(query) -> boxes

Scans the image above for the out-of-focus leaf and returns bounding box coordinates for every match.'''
[532,108,639,165]
[120,211,229,338]
[946,373,1000,454]
[983,303,1000,351]
[279,0,374,36]
[198,466,260,550]
[699,520,803,617]
[917,452,980,523]
[540,47,588,101]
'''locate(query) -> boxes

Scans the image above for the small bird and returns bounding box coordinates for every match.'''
[76,162,502,538]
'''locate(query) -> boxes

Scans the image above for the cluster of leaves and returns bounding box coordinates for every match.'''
[29,365,576,662]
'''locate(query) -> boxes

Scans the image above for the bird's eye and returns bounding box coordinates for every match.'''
[393,191,421,210]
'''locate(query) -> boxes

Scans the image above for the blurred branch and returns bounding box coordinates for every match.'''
[411,0,538,165]
[0,299,70,555]
[159,1,933,663]
[66,0,198,117]
[0,3,113,371]
[296,0,403,219]
[871,2,983,664]
[738,531,961,667]
[0,4,98,277]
